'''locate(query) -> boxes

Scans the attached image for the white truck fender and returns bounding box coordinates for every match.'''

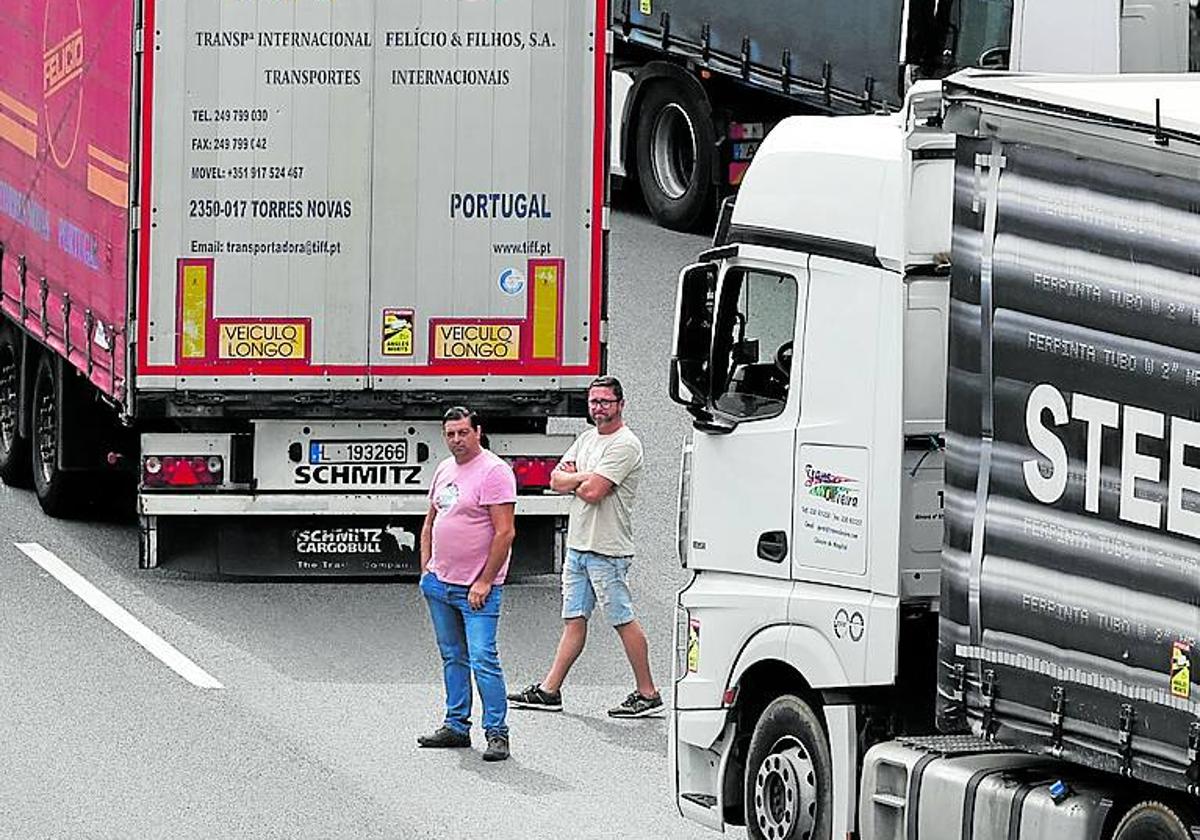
[728,624,849,692]
[785,626,851,689]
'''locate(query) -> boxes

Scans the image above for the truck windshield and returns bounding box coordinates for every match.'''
[711,268,798,422]
[952,0,1014,69]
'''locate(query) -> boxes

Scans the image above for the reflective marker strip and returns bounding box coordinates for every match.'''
[529,259,561,360]
[14,542,224,690]
[0,112,37,157]
[87,163,128,207]
[87,144,129,175]
[179,263,209,359]
[0,88,38,125]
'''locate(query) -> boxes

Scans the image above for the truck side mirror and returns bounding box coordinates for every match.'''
[669,262,717,408]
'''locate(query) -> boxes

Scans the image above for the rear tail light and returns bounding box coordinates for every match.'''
[507,456,558,492]
[143,455,224,488]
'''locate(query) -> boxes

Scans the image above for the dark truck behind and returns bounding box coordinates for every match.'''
[611,0,1194,231]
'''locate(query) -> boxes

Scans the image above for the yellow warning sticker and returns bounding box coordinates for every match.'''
[432,321,520,362]
[687,618,700,673]
[217,320,308,361]
[382,308,414,357]
[1171,641,1191,699]
[639,0,652,14]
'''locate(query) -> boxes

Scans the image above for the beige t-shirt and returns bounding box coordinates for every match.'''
[561,425,643,557]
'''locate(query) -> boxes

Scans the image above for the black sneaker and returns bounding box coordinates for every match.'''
[507,683,563,712]
[482,734,510,762]
[608,691,664,718]
[416,726,471,748]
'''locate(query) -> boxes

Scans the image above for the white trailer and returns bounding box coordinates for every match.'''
[0,0,608,575]
[667,73,1200,840]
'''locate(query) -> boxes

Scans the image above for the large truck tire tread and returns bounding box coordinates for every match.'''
[744,694,833,840]
[0,325,31,487]
[634,80,715,232]
[1112,802,1193,840]
[30,353,84,518]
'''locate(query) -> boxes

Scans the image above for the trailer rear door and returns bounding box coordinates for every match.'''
[139,0,606,392]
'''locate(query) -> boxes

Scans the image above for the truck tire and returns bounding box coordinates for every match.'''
[745,695,833,840]
[634,80,715,231]
[0,326,31,487]
[1113,802,1192,840]
[31,353,82,517]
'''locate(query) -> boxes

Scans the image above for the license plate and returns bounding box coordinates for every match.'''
[309,439,409,465]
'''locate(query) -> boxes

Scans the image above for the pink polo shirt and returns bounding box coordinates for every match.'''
[428,449,517,585]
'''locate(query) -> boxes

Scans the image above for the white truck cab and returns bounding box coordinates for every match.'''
[669,84,955,838]
[668,71,1200,840]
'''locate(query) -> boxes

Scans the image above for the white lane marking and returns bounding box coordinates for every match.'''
[15,542,224,690]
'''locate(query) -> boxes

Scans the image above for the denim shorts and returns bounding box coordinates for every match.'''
[562,548,635,626]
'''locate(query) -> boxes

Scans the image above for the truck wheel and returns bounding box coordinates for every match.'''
[1113,802,1192,840]
[745,695,833,840]
[0,326,31,487]
[31,354,81,517]
[634,80,715,231]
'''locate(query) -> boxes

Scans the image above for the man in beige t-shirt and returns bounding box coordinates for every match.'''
[507,376,662,717]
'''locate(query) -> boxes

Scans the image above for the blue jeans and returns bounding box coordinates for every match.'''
[420,572,508,737]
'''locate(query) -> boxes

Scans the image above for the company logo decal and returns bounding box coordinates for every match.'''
[833,608,865,642]
[294,464,422,487]
[498,267,525,296]
[296,528,387,555]
[384,525,417,552]
[805,465,860,507]
[43,0,85,169]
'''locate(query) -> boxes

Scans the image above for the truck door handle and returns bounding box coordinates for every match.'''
[757,531,788,563]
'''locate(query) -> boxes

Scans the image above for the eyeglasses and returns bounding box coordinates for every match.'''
[588,398,620,407]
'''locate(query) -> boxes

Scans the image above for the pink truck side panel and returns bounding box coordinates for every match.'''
[0,0,134,402]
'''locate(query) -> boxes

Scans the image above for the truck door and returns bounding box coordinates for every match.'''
[364,0,606,389]
[686,254,807,578]
[791,255,904,587]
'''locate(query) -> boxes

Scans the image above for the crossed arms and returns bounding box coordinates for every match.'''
[550,461,615,504]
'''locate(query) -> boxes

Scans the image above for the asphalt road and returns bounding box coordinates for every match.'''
[0,198,716,840]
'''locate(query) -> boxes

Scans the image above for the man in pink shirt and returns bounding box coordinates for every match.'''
[416,406,517,762]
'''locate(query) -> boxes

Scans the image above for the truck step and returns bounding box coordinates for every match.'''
[680,793,717,809]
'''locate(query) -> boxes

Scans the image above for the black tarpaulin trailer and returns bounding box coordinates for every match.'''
[937,70,1200,794]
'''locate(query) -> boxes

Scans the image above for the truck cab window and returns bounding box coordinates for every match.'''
[711,269,798,421]
[952,0,1014,69]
